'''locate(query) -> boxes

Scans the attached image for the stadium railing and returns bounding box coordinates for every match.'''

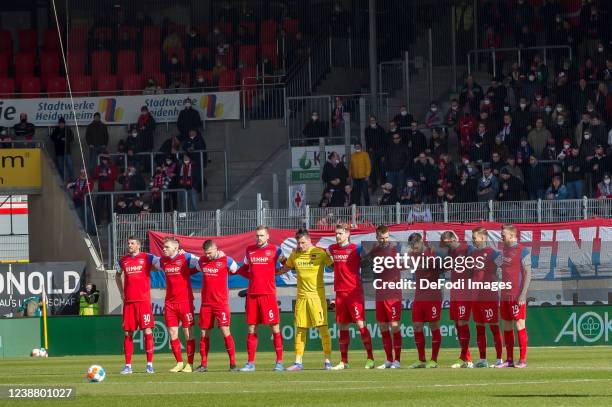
[467,45,572,78]
[112,196,612,266]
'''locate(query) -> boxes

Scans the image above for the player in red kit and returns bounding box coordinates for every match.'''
[468,226,504,368]
[237,226,285,372]
[194,240,240,372]
[440,231,473,369]
[328,223,375,370]
[159,237,200,373]
[367,225,403,369]
[408,232,443,369]
[115,236,156,374]
[496,224,532,369]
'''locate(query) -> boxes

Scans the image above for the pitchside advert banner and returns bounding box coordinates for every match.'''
[0,149,41,192]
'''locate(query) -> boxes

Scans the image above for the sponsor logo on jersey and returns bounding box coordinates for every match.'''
[251,256,269,263]
[165,266,181,274]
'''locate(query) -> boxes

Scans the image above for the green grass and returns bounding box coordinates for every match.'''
[1,347,611,406]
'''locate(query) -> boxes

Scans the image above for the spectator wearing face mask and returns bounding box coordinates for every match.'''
[445,98,462,131]
[512,98,532,139]
[424,102,443,129]
[575,112,592,146]
[93,153,118,224]
[469,133,489,164]
[165,52,183,85]
[182,128,207,166]
[349,142,371,206]
[302,111,327,145]
[393,105,413,139]
[177,99,202,141]
[528,118,552,159]
[590,145,610,191]
[143,77,164,95]
[563,147,585,199]
[595,173,612,199]
[137,106,156,152]
[400,177,420,205]
[551,114,572,149]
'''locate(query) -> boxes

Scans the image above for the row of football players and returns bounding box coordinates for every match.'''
[114,223,530,373]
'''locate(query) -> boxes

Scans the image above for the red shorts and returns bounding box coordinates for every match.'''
[164,301,195,328]
[122,301,154,331]
[449,300,471,321]
[500,300,526,321]
[335,290,365,324]
[246,294,280,325]
[199,304,231,329]
[375,300,402,322]
[412,300,442,323]
[472,301,499,324]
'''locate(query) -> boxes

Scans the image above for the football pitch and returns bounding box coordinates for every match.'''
[1,347,611,406]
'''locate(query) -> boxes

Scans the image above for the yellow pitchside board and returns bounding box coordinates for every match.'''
[0,148,42,192]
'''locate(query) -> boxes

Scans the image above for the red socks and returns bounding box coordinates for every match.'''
[247,333,258,364]
[476,325,487,360]
[339,329,350,363]
[458,324,471,361]
[381,330,393,362]
[186,339,195,364]
[504,330,515,362]
[144,333,154,363]
[431,329,441,362]
[359,327,374,360]
[393,331,402,362]
[123,335,133,365]
[490,324,503,360]
[273,331,283,363]
[414,331,426,362]
[170,338,183,363]
[517,328,528,362]
[224,334,236,366]
[199,336,210,366]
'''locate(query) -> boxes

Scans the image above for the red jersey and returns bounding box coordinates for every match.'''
[370,243,402,301]
[448,242,471,301]
[243,244,281,295]
[414,247,442,302]
[327,243,363,292]
[469,245,501,301]
[159,253,198,303]
[117,252,154,302]
[500,243,530,301]
[197,255,239,306]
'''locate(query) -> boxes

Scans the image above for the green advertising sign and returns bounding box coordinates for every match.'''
[42,306,612,356]
[291,170,320,182]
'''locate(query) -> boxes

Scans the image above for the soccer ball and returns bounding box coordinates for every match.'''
[39,348,48,358]
[31,348,40,357]
[87,365,106,383]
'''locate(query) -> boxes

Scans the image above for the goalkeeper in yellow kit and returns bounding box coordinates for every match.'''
[278,228,334,370]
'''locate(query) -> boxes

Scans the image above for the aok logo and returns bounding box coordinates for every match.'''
[555,312,611,343]
[1,154,26,168]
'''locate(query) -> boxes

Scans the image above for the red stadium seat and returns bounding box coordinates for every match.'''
[0,77,15,98]
[166,47,185,64]
[67,51,85,74]
[18,29,37,52]
[95,75,118,96]
[238,45,257,68]
[46,76,66,97]
[20,76,41,97]
[143,26,160,49]
[15,52,36,76]
[260,20,277,44]
[0,30,13,58]
[70,75,92,96]
[118,26,137,43]
[121,73,142,95]
[218,70,236,90]
[283,18,300,35]
[91,50,111,76]
[261,43,278,69]
[43,28,62,51]
[93,27,112,43]
[218,46,235,69]
[0,52,9,77]
[193,70,213,86]
[68,26,88,50]
[142,49,161,77]
[196,23,210,37]
[117,50,136,76]
[148,72,166,89]
[41,51,60,76]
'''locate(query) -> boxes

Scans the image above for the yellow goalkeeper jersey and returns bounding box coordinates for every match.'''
[286,247,333,299]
